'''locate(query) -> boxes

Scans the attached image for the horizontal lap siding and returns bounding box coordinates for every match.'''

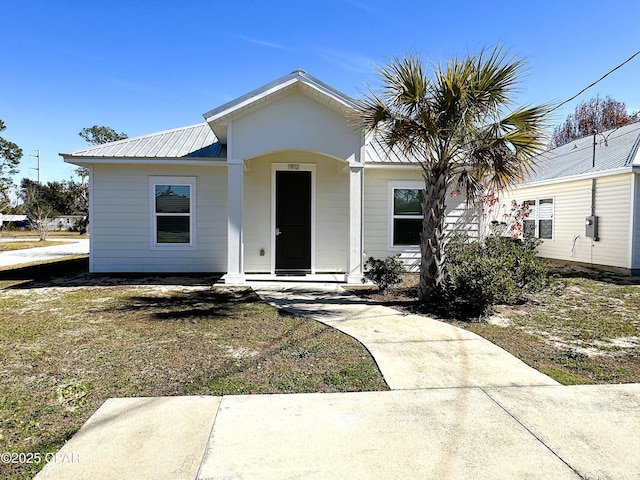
[315,160,348,272]
[363,169,477,271]
[364,169,419,269]
[243,152,348,273]
[243,159,272,272]
[634,175,640,270]
[500,174,632,269]
[91,164,227,273]
[593,175,632,268]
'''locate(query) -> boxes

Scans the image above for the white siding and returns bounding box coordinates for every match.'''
[91,164,227,273]
[498,173,633,269]
[632,174,640,270]
[243,151,348,272]
[363,169,477,271]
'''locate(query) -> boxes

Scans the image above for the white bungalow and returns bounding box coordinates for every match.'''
[61,70,475,283]
[494,122,640,274]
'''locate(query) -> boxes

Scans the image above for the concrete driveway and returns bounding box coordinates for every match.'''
[0,238,89,267]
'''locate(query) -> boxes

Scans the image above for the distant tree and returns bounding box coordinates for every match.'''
[551,96,639,147]
[79,125,128,146]
[0,119,22,211]
[77,125,128,179]
[19,178,87,217]
[19,179,54,240]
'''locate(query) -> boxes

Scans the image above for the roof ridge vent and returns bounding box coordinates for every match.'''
[290,69,307,75]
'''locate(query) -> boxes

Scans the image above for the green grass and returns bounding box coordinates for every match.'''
[458,273,640,385]
[0,272,388,479]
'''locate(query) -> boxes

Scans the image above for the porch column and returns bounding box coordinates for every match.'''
[225,158,245,284]
[346,165,364,284]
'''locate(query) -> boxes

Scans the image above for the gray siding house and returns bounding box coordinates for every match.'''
[493,122,640,274]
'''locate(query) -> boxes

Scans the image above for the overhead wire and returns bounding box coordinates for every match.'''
[550,50,640,113]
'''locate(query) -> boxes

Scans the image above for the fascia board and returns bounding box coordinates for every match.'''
[61,157,227,167]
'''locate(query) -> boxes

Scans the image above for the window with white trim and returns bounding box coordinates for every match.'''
[390,183,424,247]
[150,177,196,248]
[523,198,553,239]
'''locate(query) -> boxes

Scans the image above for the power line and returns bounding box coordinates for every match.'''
[550,50,640,113]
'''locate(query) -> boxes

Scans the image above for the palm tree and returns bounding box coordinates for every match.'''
[353,46,551,302]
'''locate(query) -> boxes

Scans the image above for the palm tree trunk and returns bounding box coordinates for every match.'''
[418,166,448,302]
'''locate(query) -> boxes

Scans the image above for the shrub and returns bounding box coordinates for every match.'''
[364,255,405,293]
[442,232,548,317]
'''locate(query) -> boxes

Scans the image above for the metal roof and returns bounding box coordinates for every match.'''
[365,122,640,175]
[525,122,640,183]
[62,123,225,159]
[365,137,422,165]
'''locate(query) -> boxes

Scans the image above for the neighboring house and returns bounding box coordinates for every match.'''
[493,122,640,274]
[46,215,85,231]
[0,214,29,229]
[61,70,476,283]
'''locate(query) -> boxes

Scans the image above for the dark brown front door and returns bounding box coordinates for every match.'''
[275,170,311,271]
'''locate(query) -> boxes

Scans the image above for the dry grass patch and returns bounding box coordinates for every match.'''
[0,230,88,239]
[0,241,73,252]
[0,276,387,479]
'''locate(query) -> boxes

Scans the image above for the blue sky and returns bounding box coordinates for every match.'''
[1,0,639,188]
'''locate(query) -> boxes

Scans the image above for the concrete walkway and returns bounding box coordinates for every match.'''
[35,283,640,480]
[0,238,89,267]
[252,283,558,389]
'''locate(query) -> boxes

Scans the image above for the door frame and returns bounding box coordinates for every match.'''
[271,163,316,274]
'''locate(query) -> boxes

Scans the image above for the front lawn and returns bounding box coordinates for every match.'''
[0,274,388,479]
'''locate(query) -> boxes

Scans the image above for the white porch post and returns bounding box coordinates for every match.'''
[346,164,364,284]
[225,158,245,284]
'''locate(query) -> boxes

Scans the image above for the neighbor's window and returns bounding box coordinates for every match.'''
[522,198,553,240]
[150,177,196,248]
[392,187,424,246]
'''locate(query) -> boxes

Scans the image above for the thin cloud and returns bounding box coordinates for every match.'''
[237,35,287,50]
[346,1,385,17]
[319,50,377,74]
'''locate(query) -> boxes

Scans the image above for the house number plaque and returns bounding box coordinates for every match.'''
[287,163,300,170]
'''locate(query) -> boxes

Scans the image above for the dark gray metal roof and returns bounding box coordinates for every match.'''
[62,123,226,159]
[526,122,640,182]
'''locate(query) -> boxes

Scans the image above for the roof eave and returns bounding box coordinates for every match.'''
[62,156,227,166]
[514,166,635,189]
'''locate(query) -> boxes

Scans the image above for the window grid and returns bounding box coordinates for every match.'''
[522,198,553,240]
[392,187,424,247]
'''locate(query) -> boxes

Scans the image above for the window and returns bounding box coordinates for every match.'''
[390,183,424,247]
[522,198,553,239]
[150,177,196,248]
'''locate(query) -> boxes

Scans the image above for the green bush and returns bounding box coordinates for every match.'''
[443,232,548,317]
[364,255,405,293]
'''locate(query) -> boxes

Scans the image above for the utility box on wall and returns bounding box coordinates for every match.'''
[585,216,599,240]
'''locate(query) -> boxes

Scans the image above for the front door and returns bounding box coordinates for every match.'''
[275,170,311,272]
